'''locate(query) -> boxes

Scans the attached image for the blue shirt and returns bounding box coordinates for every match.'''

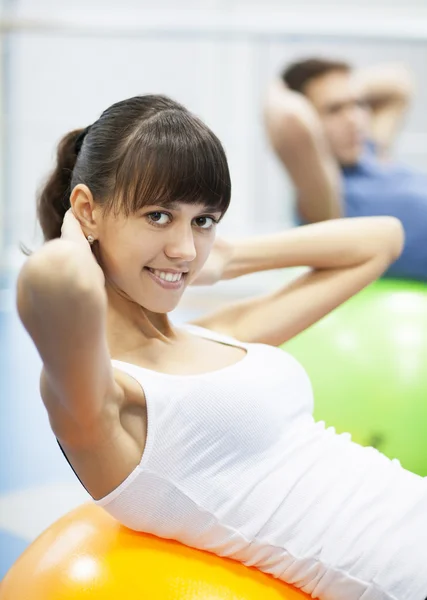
[295,144,427,282]
[342,144,427,281]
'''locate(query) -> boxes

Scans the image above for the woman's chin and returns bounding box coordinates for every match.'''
[140,293,185,315]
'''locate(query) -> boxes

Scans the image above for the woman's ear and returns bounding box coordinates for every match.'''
[70,184,99,239]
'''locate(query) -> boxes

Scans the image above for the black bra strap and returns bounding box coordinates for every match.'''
[56,439,91,495]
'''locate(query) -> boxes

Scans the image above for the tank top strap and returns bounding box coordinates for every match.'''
[180,323,248,350]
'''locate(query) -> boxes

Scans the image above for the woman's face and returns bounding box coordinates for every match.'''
[95,201,222,314]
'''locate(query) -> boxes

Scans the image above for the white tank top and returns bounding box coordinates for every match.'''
[95,324,427,600]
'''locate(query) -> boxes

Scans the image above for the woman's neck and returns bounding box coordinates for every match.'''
[104,282,177,359]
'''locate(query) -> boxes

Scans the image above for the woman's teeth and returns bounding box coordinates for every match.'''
[150,269,183,283]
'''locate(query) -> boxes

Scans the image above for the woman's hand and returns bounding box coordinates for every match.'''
[190,237,233,286]
[60,209,105,288]
[61,209,92,248]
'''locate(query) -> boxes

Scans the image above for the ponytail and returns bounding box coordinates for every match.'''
[37,128,86,241]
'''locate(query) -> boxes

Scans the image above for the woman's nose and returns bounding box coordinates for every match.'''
[164,225,197,262]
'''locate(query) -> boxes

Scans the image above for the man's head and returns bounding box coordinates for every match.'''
[282,58,370,166]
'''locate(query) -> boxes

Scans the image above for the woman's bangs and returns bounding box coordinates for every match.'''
[113,114,231,216]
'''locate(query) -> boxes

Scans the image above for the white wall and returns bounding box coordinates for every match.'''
[2,1,427,263]
[12,0,427,16]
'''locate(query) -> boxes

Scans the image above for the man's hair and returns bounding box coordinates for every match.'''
[282,58,351,94]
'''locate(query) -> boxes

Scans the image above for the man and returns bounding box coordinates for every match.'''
[264,58,427,281]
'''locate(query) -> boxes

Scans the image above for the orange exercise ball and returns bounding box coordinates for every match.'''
[0,503,309,600]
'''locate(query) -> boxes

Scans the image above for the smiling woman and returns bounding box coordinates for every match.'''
[38,95,230,315]
[14,93,427,600]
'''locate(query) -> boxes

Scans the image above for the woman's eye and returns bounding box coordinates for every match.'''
[147,212,171,226]
[194,216,216,229]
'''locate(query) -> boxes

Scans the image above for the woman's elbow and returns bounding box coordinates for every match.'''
[380,217,405,263]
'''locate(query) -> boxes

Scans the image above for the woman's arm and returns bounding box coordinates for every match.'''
[16,215,119,445]
[191,217,404,345]
[263,80,342,223]
[354,64,414,157]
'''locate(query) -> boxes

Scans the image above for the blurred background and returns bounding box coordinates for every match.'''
[1,0,427,580]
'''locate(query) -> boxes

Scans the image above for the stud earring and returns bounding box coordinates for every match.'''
[87,234,95,245]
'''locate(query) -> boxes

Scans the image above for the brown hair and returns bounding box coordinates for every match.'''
[37,95,232,241]
[282,58,351,95]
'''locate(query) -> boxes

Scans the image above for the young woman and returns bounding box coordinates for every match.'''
[17,95,426,600]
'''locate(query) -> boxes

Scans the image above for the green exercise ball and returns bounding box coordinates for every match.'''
[282,279,427,476]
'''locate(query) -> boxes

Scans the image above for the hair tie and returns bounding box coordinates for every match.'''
[75,125,92,155]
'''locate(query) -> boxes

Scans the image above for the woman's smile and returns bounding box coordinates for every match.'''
[144,267,187,290]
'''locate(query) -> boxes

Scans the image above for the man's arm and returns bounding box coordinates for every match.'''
[264,80,342,223]
[354,64,414,158]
